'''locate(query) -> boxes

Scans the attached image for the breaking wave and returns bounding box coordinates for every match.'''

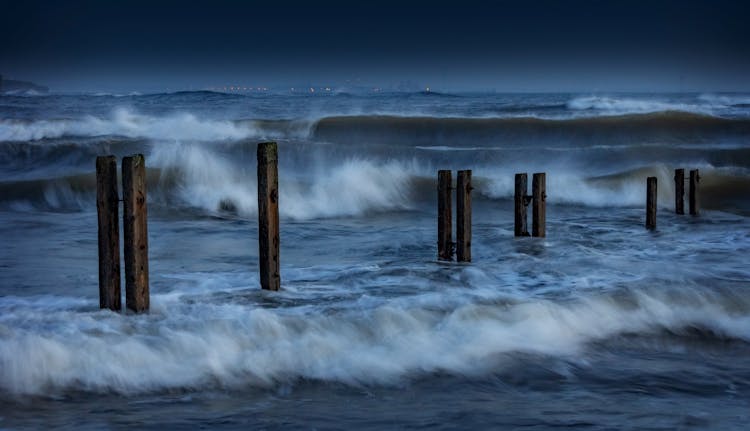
[0,285,747,396]
[311,112,750,146]
[0,108,312,142]
[3,107,750,144]
[2,150,748,216]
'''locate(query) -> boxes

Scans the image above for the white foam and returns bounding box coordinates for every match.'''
[482,165,689,208]
[567,96,708,115]
[0,287,746,396]
[149,143,423,220]
[0,108,258,142]
[697,93,750,106]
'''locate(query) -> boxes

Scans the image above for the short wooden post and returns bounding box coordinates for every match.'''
[532,172,546,237]
[674,168,684,215]
[456,170,472,262]
[646,176,657,230]
[689,169,700,216]
[437,170,453,260]
[96,156,121,311]
[122,154,149,312]
[257,142,281,290]
[514,173,529,236]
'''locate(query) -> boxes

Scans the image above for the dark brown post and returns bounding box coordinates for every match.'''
[257,142,281,290]
[437,170,453,260]
[122,154,149,312]
[456,170,472,262]
[514,173,529,236]
[532,172,546,237]
[689,169,700,216]
[674,168,685,215]
[96,156,121,311]
[646,176,657,230]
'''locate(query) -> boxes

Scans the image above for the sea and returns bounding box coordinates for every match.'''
[0,91,749,429]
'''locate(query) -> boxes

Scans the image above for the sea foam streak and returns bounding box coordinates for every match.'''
[566,96,707,114]
[0,285,747,396]
[0,108,257,142]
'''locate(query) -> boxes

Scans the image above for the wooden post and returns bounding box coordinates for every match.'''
[437,170,453,260]
[456,170,472,262]
[514,173,529,236]
[96,156,121,311]
[674,168,685,215]
[257,142,281,290]
[532,172,546,237]
[646,176,657,230]
[122,154,149,312]
[689,169,700,216]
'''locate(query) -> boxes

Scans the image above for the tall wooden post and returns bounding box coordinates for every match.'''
[646,176,657,230]
[122,154,149,312]
[674,168,685,215]
[689,169,700,216]
[456,170,472,262]
[514,173,529,236]
[532,172,546,237]
[96,156,121,311]
[437,170,453,261]
[257,142,281,290]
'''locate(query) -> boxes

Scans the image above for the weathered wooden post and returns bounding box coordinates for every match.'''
[689,169,700,216]
[96,156,121,311]
[674,168,685,215]
[514,173,529,236]
[456,170,472,262]
[646,176,657,230]
[532,172,546,237]
[257,142,281,290]
[437,170,453,260]
[122,154,149,312]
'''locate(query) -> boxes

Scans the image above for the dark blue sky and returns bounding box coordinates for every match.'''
[1,0,749,92]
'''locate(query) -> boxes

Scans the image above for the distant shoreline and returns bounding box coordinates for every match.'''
[0,75,49,95]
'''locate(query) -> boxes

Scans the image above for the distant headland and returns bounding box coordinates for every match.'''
[0,74,49,95]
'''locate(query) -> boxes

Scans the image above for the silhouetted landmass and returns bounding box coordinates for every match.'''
[0,74,49,94]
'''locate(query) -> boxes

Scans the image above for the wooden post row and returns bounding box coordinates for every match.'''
[437,170,453,260]
[674,168,684,215]
[122,154,150,312]
[532,173,546,237]
[456,170,472,262]
[689,169,700,216]
[646,176,657,230]
[96,156,121,311]
[514,173,529,236]
[257,142,281,290]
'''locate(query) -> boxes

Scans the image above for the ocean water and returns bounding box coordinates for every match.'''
[1,91,749,429]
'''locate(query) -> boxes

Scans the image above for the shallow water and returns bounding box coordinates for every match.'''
[1,91,749,429]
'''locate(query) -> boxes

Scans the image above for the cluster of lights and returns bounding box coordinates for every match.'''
[207,85,430,93]
[208,86,269,92]
[290,87,333,93]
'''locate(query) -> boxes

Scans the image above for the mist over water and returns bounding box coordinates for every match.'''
[1,91,750,429]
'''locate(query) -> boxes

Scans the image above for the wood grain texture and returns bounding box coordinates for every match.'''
[96,156,121,311]
[437,170,453,261]
[257,142,281,290]
[532,173,546,238]
[456,170,472,262]
[123,154,149,312]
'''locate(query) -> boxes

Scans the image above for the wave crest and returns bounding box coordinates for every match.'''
[0,286,747,396]
[0,108,261,142]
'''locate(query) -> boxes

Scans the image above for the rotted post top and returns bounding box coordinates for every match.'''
[257,142,278,162]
